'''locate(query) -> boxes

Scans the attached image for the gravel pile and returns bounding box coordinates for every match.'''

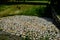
[0,15,60,40]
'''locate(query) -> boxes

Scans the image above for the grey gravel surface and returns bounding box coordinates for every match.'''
[0,15,60,40]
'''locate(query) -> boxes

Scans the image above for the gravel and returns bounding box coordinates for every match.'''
[0,15,60,40]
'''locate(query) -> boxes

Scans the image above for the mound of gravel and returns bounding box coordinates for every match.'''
[0,15,60,40]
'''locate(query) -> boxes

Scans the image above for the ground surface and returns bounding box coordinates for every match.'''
[0,15,60,40]
[0,4,46,17]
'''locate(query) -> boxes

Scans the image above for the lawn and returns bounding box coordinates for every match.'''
[0,4,46,17]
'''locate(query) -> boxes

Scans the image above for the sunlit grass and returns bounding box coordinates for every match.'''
[0,4,46,17]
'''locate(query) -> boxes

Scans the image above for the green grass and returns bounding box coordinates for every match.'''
[0,4,46,17]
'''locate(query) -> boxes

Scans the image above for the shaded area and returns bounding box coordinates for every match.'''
[51,8,60,30]
[0,1,49,5]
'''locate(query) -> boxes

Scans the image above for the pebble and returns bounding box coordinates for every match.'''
[0,15,60,40]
